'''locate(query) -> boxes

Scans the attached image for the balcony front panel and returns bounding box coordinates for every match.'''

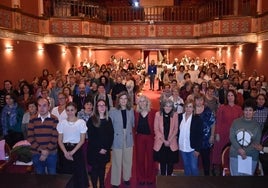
[221,18,251,34]
[0,8,12,29]
[110,24,148,38]
[21,14,39,33]
[261,14,268,32]
[49,19,105,37]
[50,19,82,35]
[155,24,194,37]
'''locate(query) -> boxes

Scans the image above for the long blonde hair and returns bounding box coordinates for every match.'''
[136,95,151,113]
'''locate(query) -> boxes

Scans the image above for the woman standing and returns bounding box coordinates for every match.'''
[87,99,114,188]
[253,94,268,130]
[63,86,73,102]
[18,82,35,111]
[77,98,94,174]
[109,91,135,187]
[57,102,89,188]
[1,93,24,147]
[21,100,37,139]
[135,95,156,185]
[153,99,179,176]
[205,85,219,115]
[179,99,203,176]
[253,118,268,175]
[77,98,94,122]
[212,90,243,174]
[169,87,184,114]
[51,92,68,122]
[229,100,261,176]
[194,94,215,176]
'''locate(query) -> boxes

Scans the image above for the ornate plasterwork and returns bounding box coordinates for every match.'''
[0,29,260,47]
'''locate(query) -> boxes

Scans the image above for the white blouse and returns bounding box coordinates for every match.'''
[179,113,194,152]
[57,119,87,144]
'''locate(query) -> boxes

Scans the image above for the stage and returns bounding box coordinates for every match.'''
[156,175,267,188]
[0,173,71,188]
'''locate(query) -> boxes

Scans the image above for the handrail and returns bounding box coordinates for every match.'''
[44,0,257,23]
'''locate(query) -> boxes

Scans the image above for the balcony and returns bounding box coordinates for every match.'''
[47,0,257,23]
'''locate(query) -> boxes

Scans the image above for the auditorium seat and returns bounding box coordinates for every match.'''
[221,145,230,176]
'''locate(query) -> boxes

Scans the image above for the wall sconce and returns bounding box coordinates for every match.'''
[37,46,44,55]
[239,46,242,52]
[77,48,81,56]
[227,47,231,56]
[217,47,222,57]
[62,47,67,55]
[256,46,262,52]
[5,46,13,51]
[38,47,44,51]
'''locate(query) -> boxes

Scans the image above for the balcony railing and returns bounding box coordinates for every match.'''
[47,0,257,23]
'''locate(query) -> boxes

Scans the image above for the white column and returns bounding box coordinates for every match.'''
[38,0,44,16]
[233,0,238,16]
[257,0,262,14]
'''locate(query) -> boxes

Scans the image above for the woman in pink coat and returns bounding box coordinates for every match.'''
[153,99,179,176]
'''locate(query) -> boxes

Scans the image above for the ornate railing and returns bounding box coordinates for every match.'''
[47,0,257,23]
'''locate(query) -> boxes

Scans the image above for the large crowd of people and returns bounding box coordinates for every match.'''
[1,54,268,187]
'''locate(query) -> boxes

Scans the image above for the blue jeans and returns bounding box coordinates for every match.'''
[180,150,199,176]
[230,157,257,176]
[32,153,57,175]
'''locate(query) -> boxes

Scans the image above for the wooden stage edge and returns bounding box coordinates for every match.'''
[156,175,267,188]
[0,173,71,188]
[0,173,267,188]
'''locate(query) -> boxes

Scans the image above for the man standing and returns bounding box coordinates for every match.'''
[148,60,157,91]
[27,98,58,174]
[73,83,92,112]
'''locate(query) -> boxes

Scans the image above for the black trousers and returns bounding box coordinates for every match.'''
[200,148,211,176]
[90,162,106,188]
[64,145,89,188]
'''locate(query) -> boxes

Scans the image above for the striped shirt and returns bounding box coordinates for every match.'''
[27,113,59,154]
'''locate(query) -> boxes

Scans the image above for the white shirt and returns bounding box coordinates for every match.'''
[57,119,87,143]
[51,107,67,122]
[38,113,51,123]
[179,113,194,152]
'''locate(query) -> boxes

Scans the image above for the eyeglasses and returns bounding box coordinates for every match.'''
[98,104,106,107]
